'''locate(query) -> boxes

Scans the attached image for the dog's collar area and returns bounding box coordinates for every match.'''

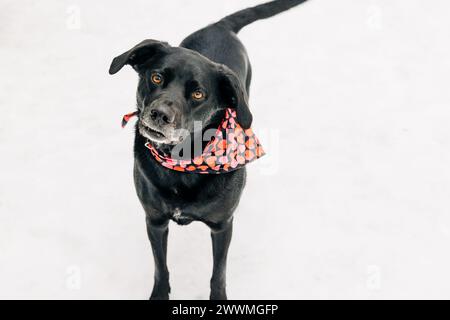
[122,108,265,174]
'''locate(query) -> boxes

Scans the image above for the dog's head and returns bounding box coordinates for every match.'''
[109,39,252,148]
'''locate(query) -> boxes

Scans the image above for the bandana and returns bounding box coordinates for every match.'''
[122,108,265,174]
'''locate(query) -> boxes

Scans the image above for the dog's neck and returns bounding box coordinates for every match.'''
[151,141,176,156]
[133,131,210,193]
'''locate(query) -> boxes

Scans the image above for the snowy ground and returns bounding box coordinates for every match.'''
[1,0,450,299]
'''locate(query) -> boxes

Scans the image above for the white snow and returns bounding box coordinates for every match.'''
[1,0,450,299]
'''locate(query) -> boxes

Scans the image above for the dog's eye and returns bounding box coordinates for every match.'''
[151,73,163,85]
[192,89,205,100]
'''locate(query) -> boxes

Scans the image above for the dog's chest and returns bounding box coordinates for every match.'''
[170,207,194,225]
[162,184,217,225]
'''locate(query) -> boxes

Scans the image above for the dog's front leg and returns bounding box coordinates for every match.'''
[146,216,170,300]
[209,219,233,300]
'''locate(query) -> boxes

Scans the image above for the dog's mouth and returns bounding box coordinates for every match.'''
[144,124,165,138]
[139,122,168,142]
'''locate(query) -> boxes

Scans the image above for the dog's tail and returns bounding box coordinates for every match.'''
[216,0,309,33]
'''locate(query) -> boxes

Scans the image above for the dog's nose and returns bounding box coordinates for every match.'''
[149,103,175,125]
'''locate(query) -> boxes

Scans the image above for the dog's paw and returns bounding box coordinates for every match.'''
[210,290,227,300]
[150,282,171,300]
[149,293,170,300]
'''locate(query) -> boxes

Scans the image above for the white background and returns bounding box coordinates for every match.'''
[1,0,450,299]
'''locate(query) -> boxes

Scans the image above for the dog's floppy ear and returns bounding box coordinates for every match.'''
[217,66,253,129]
[109,39,170,75]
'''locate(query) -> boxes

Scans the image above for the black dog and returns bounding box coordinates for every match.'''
[109,0,307,300]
